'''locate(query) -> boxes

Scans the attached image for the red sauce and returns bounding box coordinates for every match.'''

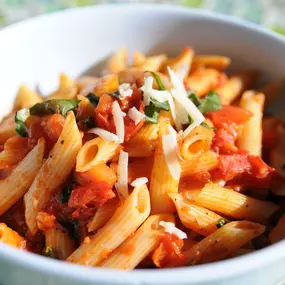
[68,182,115,209]
[152,233,186,268]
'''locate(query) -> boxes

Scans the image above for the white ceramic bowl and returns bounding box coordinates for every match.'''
[1,4,285,285]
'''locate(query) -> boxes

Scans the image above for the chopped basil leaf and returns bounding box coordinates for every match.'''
[188,92,202,107]
[108,91,120,99]
[60,182,75,204]
[86,93,99,107]
[15,108,30,137]
[188,91,221,114]
[30,99,80,117]
[146,71,166,91]
[59,220,80,246]
[145,104,160,124]
[150,98,169,111]
[82,116,96,130]
[43,246,56,258]
[198,91,221,114]
[216,218,227,228]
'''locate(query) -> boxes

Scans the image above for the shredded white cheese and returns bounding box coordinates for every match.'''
[112,101,125,144]
[119,83,133,99]
[162,134,181,180]
[140,76,170,104]
[168,125,182,158]
[167,66,205,137]
[88,128,119,143]
[117,150,129,199]
[176,62,188,81]
[128,107,145,125]
[167,93,176,122]
[159,221,187,239]
[141,76,153,106]
[131,177,148,188]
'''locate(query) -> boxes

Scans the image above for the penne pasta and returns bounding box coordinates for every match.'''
[138,54,167,72]
[150,120,179,214]
[194,183,279,223]
[180,151,219,178]
[192,55,231,71]
[24,112,82,235]
[100,214,174,270]
[238,91,265,156]
[0,114,17,145]
[260,79,284,106]
[185,68,221,97]
[215,70,258,105]
[106,48,128,74]
[269,213,285,244]
[183,221,265,265]
[88,198,120,232]
[76,137,119,172]
[37,212,75,260]
[123,123,159,157]
[169,193,225,236]
[67,184,150,265]
[13,84,42,110]
[165,47,194,80]
[0,136,29,169]
[0,138,45,216]
[133,50,146,67]
[181,121,214,160]
[48,73,78,100]
[1,47,284,270]
[0,223,26,249]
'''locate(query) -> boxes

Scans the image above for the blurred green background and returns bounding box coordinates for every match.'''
[0,0,285,35]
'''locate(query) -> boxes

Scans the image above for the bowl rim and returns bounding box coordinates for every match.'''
[1,3,285,284]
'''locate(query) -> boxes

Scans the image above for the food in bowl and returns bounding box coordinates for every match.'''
[0,46,284,269]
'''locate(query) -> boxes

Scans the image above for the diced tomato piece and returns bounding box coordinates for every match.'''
[212,125,238,154]
[152,233,185,268]
[26,114,65,152]
[211,154,251,181]
[207,105,253,128]
[248,155,274,179]
[68,182,115,208]
[124,116,145,141]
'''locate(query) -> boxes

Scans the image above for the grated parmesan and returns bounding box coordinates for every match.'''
[131,177,148,188]
[167,66,205,137]
[117,150,129,199]
[88,128,119,143]
[159,221,187,239]
[119,83,133,99]
[112,101,125,144]
[128,106,145,125]
[162,133,181,180]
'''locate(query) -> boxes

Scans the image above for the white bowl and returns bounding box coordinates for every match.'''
[1,4,285,285]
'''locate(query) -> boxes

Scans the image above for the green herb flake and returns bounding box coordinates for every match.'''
[188,92,202,107]
[86,93,100,107]
[150,98,169,111]
[60,183,74,204]
[15,108,30,137]
[216,218,227,229]
[43,246,56,258]
[30,99,81,117]
[145,104,160,124]
[108,91,120,99]
[82,116,96,130]
[198,91,221,114]
[146,71,166,91]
